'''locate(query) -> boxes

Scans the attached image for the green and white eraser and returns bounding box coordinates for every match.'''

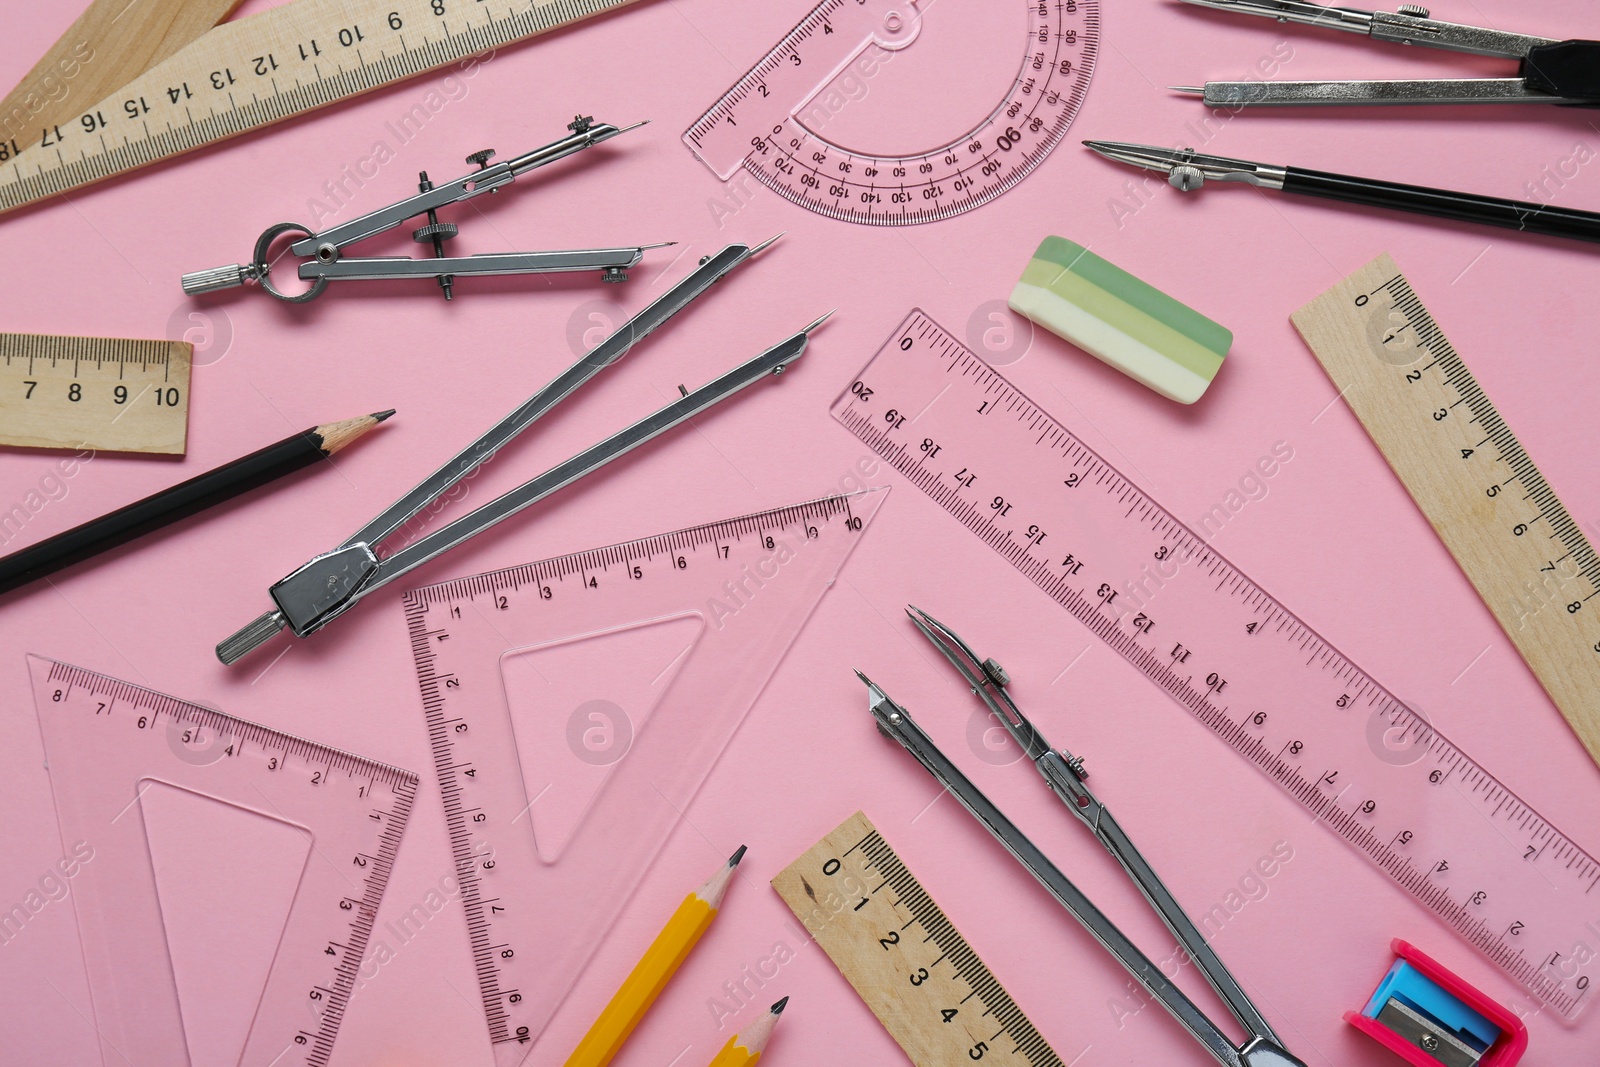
[1008,236,1231,404]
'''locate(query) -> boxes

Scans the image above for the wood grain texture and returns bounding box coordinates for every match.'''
[0,0,241,150]
[1292,253,1600,767]
[0,0,647,214]
[0,334,190,453]
[772,811,1062,1067]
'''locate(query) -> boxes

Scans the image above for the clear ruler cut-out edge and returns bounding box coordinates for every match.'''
[831,309,1600,1021]
[0,0,645,215]
[0,333,191,453]
[683,0,1099,225]
[403,489,884,1057]
[28,655,418,1067]
[1291,253,1600,766]
[773,810,1065,1067]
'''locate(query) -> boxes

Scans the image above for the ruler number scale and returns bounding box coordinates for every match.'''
[684,0,1099,225]
[774,811,1064,1067]
[833,310,1600,1020]
[0,333,191,453]
[0,0,645,215]
[406,492,881,1058]
[31,657,417,1066]
[1292,254,1600,765]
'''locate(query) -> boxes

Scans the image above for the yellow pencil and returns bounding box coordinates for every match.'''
[705,997,788,1067]
[564,845,747,1067]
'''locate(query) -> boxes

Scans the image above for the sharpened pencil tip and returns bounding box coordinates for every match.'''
[772,996,789,1015]
[372,409,397,423]
[728,844,747,867]
[853,668,873,687]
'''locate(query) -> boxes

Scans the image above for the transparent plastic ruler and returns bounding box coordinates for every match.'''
[403,489,885,1060]
[28,656,417,1067]
[831,310,1600,1021]
[684,0,1098,224]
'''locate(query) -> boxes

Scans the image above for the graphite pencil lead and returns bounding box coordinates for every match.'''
[771,996,789,1014]
[728,844,748,867]
[320,412,396,454]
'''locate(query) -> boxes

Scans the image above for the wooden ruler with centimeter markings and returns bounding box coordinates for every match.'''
[0,332,191,453]
[832,309,1600,1019]
[1293,253,1600,768]
[773,811,1065,1067]
[0,0,645,215]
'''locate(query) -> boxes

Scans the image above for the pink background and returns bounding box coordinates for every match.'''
[3,1,1600,1065]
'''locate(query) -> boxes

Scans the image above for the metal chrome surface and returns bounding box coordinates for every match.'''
[184,118,655,301]
[1083,141,1288,189]
[1184,78,1583,106]
[215,237,795,663]
[298,247,653,282]
[1177,1,1550,58]
[1176,1,1574,106]
[859,671,1306,1067]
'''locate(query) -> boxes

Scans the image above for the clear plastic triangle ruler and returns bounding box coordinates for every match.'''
[402,488,886,1059]
[831,310,1600,1022]
[683,0,1099,225]
[27,656,418,1067]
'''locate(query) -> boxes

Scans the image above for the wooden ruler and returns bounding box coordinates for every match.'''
[834,310,1599,1016]
[773,811,1063,1067]
[0,332,191,453]
[0,0,645,215]
[1293,253,1600,767]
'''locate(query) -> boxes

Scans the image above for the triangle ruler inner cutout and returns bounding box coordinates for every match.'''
[403,488,886,1060]
[28,657,418,1067]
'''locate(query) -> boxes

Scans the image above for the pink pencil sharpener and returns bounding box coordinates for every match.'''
[1345,940,1527,1067]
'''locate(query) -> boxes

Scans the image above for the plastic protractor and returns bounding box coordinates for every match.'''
[685,0,1099,225]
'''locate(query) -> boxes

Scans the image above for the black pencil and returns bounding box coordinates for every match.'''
[0,410,394,595]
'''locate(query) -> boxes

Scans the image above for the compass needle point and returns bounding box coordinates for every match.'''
[218,243,803,662]
[181,118,669,302]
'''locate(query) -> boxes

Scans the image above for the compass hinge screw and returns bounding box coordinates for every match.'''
[465,149,498,193]
[412,171,459,301]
